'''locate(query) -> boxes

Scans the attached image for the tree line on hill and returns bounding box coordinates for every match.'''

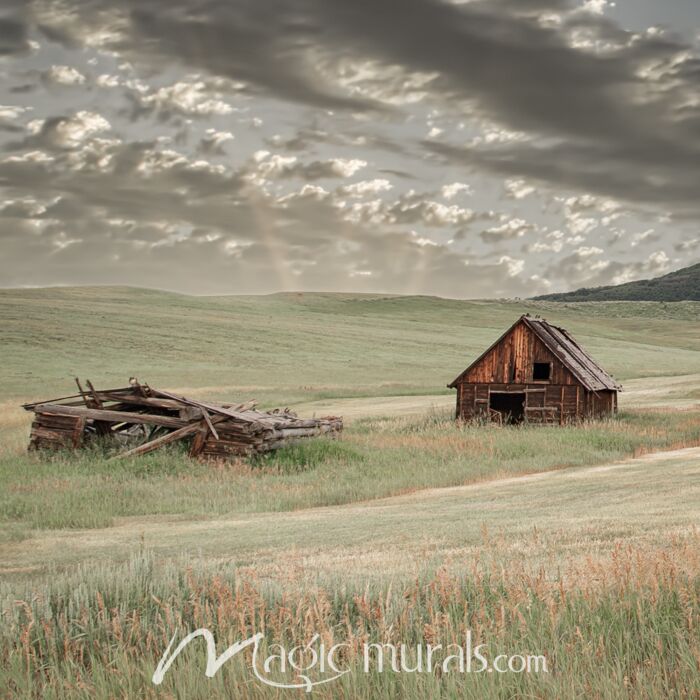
[533,262,700,302]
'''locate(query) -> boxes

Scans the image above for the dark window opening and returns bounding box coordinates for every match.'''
[533,362,551,381]
[489,392,525,424]
[509,362,517,383]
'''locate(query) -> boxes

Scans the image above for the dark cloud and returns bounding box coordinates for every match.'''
[23,0,700,214]
[0,18,30,56]
[427,133,700,217]
[0,0,31,57]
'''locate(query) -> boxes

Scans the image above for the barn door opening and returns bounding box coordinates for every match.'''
[489,392,525,424]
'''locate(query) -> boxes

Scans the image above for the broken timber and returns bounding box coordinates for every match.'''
[23,379,343,461]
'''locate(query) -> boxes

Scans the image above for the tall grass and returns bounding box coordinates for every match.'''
[2,409,700,532]
[1,536,699,699]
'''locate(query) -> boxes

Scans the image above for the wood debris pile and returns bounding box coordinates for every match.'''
[22,379,343,460]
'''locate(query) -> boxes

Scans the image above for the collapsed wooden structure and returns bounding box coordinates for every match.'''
[448,315,621,425]
[23,379,343,460]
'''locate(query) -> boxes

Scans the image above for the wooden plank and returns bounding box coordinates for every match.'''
[560,386,564,425]
[201,407,219,441]
[111,422,202,460]
[189,427,209,458]
[150,389,258,426]
[86,380,104,409]
[35,404,187,429]
[73,416,86,447]
[75,378,92,408]
[98,393,185,410]
[576,385,580,417]
[23,387,135,410]
[35,414,83,429]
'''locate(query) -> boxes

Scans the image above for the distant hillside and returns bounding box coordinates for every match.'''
[534,262,700,302]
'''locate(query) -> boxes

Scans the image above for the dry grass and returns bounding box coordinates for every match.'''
[1,537,699,698]
[2,408,700,538]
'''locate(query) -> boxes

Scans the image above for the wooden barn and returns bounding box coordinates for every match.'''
[448,315,621,425]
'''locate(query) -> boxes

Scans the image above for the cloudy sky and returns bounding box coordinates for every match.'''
[0,0,699,297]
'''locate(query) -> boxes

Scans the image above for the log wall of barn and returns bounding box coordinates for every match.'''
[455,383,617,423]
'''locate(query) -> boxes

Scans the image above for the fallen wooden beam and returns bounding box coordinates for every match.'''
[97,393,185,410]
[200,407,219,441]
[110,422,202,460]
[22,387,135,410]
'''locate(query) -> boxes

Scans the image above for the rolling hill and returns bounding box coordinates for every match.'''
[533,261,700,302]
[1,286,700,402]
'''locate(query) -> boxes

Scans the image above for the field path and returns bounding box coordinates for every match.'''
[3,445,699,579]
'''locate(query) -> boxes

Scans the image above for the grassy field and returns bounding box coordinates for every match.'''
[2,446,700,698]
[2,286,700,402]
[1,288,700,697]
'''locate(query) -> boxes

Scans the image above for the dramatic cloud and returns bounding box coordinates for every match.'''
[0,0,697,295]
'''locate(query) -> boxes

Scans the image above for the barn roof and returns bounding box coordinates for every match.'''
[448,315,622,392]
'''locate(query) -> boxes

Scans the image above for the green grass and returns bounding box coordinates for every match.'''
[3,422,699,582]
[2,409,700,535]
[1,287,700,402]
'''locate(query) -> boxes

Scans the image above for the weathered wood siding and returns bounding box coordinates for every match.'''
[459,320,578,385]
[453,320,618,424]
[455,383,617,424]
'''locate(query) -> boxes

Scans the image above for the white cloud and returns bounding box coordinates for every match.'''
[630,229,656,247]
[441,182,473,200]
[388,197,474,227]
[136,148,189,176]
[3,150,54,164]
[46,65,87,86]
[199,128,235,154]
[249,153,367,183]
[338,179,393,197]
[34,111,112,147]
[504,179,535,199]
[329,158,367,177]
[0,105,32,121]
[575,246,604,257]
[411,231,439,247]
[529,240,563,254]
[277,184,330,204]
[139,80,235,116]
[499,256,525,277]
[96,73,122,88]
[567,214,598,236]
[482,217,534,241]
[580,0,614,15]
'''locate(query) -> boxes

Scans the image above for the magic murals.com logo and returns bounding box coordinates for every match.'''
[152,628,549,691]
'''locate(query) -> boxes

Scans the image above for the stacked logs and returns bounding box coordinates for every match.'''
[199,416,344,459]
[23,379,343,461]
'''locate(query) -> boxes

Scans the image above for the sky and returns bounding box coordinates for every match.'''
[0,0,699,298]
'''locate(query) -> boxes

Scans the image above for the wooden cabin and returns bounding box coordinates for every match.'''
[448,315,621,425]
